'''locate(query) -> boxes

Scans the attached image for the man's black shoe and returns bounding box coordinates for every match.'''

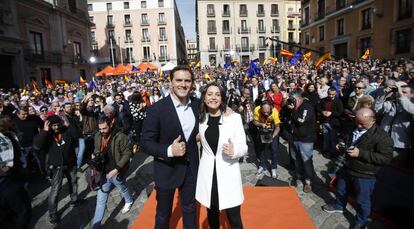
[70,199,86,207]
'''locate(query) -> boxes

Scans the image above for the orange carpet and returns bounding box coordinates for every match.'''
[132,186,315,229]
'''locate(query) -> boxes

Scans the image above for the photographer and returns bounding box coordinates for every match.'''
[286,89,316,193]
[33,115,83,225]
[92,116,133,229]
[322,108,393,229]
[254,101,280,179]
[374,81,414,167]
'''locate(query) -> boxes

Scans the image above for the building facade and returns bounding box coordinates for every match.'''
[197,0,301,67]
[87,0,186,67]
[0,0,91,88]
[300,0,414,59]
[186,38,198,62]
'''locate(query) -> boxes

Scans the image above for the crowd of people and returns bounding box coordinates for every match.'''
[0,57,413,229]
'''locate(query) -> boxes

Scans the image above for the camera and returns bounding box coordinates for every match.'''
[338,142,347,154]
[286,97,296,106]
[259,127,274,144]
[391,87,398,93]
[88,153,107,170]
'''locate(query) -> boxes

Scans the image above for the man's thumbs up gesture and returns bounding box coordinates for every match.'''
[223,138,234,156]
[171,135,186,156]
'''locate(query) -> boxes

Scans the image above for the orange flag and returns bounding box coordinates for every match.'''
[360,49,370,60]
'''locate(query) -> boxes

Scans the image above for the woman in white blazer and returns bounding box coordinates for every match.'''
[196,83,248,229]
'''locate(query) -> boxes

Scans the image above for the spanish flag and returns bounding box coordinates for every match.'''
[80,76,86,85]
[204,72,212,81]
[280,49,294,57]
[303,52,312,62]
[360,49,370,60]
[124,75,130,82]
[32,80,39,96]
[231,58,239,64]
[45,79,53,89]
[64,82,70,90]
[195,61,201,68]
[315,52,331,68]
[264,57,278,64]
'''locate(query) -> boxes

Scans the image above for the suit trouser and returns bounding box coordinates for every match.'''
[155,166,197,229]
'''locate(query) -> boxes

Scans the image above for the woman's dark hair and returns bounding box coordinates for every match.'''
[199,82,227,122]
[305,83,317,93]
[128,92,142,103]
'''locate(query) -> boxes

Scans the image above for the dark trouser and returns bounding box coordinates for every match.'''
[207,162,243,229]
[0,177,31,229]
[335,172,376,226]
[155,166,197,229]
[48,166,78,217]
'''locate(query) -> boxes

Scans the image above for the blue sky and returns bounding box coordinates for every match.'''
[176,0,196,39]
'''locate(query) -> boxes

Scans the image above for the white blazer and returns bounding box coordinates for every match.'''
[196,113,248,210]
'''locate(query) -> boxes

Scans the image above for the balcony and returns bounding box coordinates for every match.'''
[222,28,231,34]
[23,49,63,64]
[222,10,230,17]
[141,37,150,42]
[238,27,251,34]
[141,20,149,26]
[91,40,98,45]
[288,25,295,30]
[207,11,215,17]
[90,23,96,29]
[159,35,168,41]
[222,46,231,51]
[125,37,133,43]
[106,37,116,44]
[287,12,300,18]
[271,26,280,33]
[271,11,279,17]
[124,21,132,27]
[258,44,267,50]
[240,10,248,17]
[288,38,295,43]
[207,28,217,35]
[236,45,255,52]
[124,57,135,63]
[208,45,218,52]
[257,27,266,33]
[106,22,115,28]
[142,57,152,62]
[73,54,87,64]
[158,19,166,25]
[159,56,168,62]
[257,10,265,17]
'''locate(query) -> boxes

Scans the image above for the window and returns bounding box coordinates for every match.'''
[159,27,166,39]
[336,0,345,10]
[90,31,95,42]
[207,20,216,33]
[272,19,279,31]
[222,20,230,33]
[88,4,93,11]
[258,36,266,48]
[288,32,294,42]
[142,28,149,39]
[159,13,165,23]
[395,29,411,54]
[143,46,151,60]
[73,41,81,57]
[241,37,249,49]
[209,37,216,50]
[158,0,164,7]
[224,37,230,50]
[223,4,230,16]
[141,1,147,8]
[160,45,167,58]
[124,2,129,9]
[258,4,264,15]
[107,15,113,25]
[303,7,309,25]
[398,0,412,20]
[126,47,133,61]
[271,4,279,16]
[89,16,94,23]
[360,37,371,56]
[30,31,43,55]
[337,18,344,35]
[125,30,132,40]
[318,0,325,19]
[124,15,131,25]
[241,20,247,30]
[361,8,371,29]
[106,3,112,10]
[141,13,148,24]
[68,0,77,13]
[240,4,247,16]
[288,20,294,29]
[207,4,215,16]
[108,30,115,40]
[258,20,264,31]
[319,25,325,41]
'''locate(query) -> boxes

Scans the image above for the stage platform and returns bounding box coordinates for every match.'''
[132,186,315,229]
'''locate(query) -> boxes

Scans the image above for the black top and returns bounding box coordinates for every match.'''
[205,115,221,155]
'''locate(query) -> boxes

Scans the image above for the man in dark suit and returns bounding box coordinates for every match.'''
[141,66,200,229]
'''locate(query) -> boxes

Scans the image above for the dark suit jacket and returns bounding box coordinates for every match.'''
[141,95,200,189]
